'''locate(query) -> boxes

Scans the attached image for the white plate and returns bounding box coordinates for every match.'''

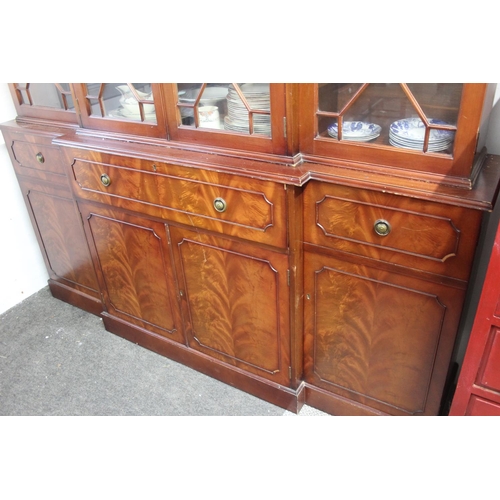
[109,108,157,121]
[179,87,228,104]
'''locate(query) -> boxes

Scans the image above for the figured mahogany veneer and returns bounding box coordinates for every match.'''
[303,250,465,416]
[304,182,482,281]
[170,227,291,387]
[3,83,500,416]
[65,149,287,249]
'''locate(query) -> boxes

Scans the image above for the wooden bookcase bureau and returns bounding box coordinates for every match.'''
[2,83,499,415]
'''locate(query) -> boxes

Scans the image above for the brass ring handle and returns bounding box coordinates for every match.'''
[100,174,111,187]
[213,197,227,213]
[374,219,391,236]
[36,152,45,164]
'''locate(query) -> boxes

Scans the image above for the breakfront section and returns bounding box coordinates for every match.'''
[299,83,496,185]
[301,181,485,415]
[3,82,500,416]
[58,142,300,410]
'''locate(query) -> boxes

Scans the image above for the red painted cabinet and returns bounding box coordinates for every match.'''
[450,220,500,415]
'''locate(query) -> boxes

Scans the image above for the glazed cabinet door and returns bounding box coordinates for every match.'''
[299,83,494,182]
[78,202,185,344]
[72,83,167,138]
[303,250,466,416]
[9,83,79,124]
[170,227,291,387]
[162,83,287,155]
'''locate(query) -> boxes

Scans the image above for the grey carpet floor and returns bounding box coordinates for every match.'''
[0,286,328,416]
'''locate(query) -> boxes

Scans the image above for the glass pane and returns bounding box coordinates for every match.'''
[318,83,460,154]
[86,83,157,124]
[318,83,364,113]
[16,83,75,111]
[176,83,271,136]
[406,83,462,126]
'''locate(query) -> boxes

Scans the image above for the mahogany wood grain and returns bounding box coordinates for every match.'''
[80,203,185,344]
[3,83,500,416]
[2,129,71,187]
[52,124,500,211]
[286,184,304,389]
[304,250,466,415]
[18,178,100,300]
[170,227,291,387]
[64,148,287,249]
[304,181,483,281]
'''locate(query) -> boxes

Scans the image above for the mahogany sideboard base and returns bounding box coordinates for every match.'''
[48,279,103,317]
[304,385,389,416]
[101,311,306,414]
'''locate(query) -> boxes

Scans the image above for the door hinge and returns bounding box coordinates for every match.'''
[287,269,290,286]
[288,366,292,379]
[283,117,287,138]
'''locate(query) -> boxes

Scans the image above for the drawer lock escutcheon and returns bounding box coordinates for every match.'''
[100,174,111,187]
[374,219,391,236]
[213,197,227,213]
[36,152,45,164]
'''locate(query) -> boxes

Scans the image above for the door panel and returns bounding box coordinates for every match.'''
[81,204,184,343]
[304,250,465,415]
[171,228,291,386]
[22,181,100,297]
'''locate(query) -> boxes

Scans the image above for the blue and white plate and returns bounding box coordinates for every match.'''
[328,121,381,141]
[389,118,455,152]
[390,118,454,141]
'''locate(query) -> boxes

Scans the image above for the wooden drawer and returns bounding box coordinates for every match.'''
[11,140,64,174]
[64,149,287,248]
[303,181,482,281]
[2,129,69,186]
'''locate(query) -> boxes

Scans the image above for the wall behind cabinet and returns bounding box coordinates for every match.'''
[1,83,500,315]
[0,84,48,314]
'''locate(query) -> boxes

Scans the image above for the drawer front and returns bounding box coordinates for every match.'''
[12,140,66,176]
[304,181,482,281]
[2,130,69,186]
[67,152,287,248]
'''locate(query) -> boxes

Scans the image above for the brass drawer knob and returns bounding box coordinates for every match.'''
[374,219,391,236]
[213,197,227,213]
[36,152,45,164]
[100,173,111,187]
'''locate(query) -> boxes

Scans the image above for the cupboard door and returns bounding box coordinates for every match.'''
[162,83,287,155]
[170,227,291,386]
[9,83,79,124]
[20,179,100,303]
[72,83,167,138]
[298,83,492,181]
[80,203,184,344]
[304,250,466,416]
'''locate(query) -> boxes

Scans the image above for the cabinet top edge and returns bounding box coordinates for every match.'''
[5,119,500,211]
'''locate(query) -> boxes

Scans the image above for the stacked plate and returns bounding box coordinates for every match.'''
[109,107,157,122]
[328,121,381,142]
[389,118,455,152]
[224,83,271,134]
